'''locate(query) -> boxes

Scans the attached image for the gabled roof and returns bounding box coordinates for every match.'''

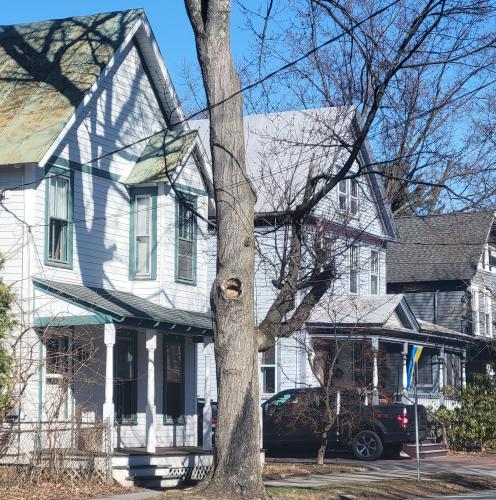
[126,130,198,185]
[191,108,396,240]
[33,278,213,333]
[387,211,495,284]
[0,9,143,165]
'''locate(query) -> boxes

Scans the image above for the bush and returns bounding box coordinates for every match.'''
[434,374,496,451]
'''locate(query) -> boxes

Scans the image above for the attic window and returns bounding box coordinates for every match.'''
[337,178,359,216]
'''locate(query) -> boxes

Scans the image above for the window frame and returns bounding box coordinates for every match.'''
[349,244,359,294]
[44,165,73,269]
[260,344,277,395]
[337,178,359,216]
[163,335,186,426]
[129,187,157,280]
[370,249,380,295]
[175,194,198,285]
[472,286,480,335]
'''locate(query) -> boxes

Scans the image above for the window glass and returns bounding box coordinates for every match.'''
[370,250,379,294]
[46,334,69,375]
[261,345,277,394]
[338,180,347,211]
[48,175,70,263]
[115,332,137,424]
[349,245,358,294]
[135,195,151,276]
[350,178,359,215]
[177,197,196,283]
[164,336,185,423]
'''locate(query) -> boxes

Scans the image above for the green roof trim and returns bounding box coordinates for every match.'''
[126,129,198,185]
[0,9,143,165]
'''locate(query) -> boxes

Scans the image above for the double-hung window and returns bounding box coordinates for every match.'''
[176,195,197,284]
[349,245,359,294]
[370,250,379,295]
[114,331,137,425]
[164,335,185,425]
[46,167,72,267]
[129,188,157,280]
[482,289,493,337]
[337,178,359,216]
[260,345,277,394]
[472,286,480,335]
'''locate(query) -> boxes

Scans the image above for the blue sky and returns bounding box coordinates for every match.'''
[1,1,252,101]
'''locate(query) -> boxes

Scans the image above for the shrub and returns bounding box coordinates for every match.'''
[434,374,496,451]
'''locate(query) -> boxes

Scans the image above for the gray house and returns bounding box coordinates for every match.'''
[387,211,496,377]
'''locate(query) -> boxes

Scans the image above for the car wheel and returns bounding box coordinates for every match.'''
[351,430,383,461]
[382,443,403,459]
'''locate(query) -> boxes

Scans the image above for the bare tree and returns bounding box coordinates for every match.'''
[183,1,495,496]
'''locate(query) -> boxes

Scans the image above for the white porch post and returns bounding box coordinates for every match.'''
[146,330,157,454]
[461,349,467,388]
[372,338,379,405]
[103,324,116,448]
[439,346,445,406]
[402,342,408,404]
[202,338,213,451]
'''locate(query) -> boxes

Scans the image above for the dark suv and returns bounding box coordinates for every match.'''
[262,388,428,460]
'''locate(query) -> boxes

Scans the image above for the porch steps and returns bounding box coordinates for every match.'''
[402,440,448,459]
[112,450,212,488]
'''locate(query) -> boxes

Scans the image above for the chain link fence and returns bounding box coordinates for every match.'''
[0,417,112,487]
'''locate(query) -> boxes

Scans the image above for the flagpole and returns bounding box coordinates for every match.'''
[414,361,420,482]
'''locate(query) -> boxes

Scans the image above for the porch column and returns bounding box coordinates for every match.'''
[439,346,445,406]
[461,349,467,388]
[371,338,379,405]
[202,338,213,451]
[402,342,408,404]
[146,330,157,454]
[103,324,115,442]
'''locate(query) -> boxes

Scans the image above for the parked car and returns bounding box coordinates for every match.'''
[197,399,218,446]
[262,388,428,460]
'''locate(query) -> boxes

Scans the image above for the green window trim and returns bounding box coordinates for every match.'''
[129,187,158,281]
[44,164,74,269]
[175,193,197,286]
[163,335,186,426]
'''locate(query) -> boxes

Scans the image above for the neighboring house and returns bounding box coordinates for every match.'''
[0,9,213,485]
[387,212,496,377]
[193,109,468,411]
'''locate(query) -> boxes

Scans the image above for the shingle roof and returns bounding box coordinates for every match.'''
[0,9,143,165]
[126,130,198,185]
[387,212,495,283]
[33,278,213,332]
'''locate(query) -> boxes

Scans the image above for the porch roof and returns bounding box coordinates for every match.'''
[33,278,213,333]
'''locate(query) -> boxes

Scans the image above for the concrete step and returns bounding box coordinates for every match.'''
[114,464,172,477]
[130,476,181,489]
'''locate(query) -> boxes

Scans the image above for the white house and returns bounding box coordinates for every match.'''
[0,9,213,487]
[193,108,472,410]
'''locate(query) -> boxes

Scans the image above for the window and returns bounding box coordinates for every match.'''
[482,289,493,337]
[337,178,359,215]
[176,196,197,284]
[472,286,480,335]
[417,349,433,386]
[349,245,359,294]
[45,167,72,267]
[45,333,69,380]
[164,336,185,424]
[370,250,379,295]
[114,331,137,424]
[129,187,157,280]
[480,244,496,273]
[261,345,277,394]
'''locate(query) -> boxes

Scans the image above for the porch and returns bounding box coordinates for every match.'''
[32,279,215,460]
[306,295,474,410]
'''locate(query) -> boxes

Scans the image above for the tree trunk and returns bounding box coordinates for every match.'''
[185,1,265,498]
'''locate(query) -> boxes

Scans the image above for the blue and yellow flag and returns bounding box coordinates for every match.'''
[407,345,423,389]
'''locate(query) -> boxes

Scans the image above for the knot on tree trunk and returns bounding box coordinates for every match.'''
[220,277,242,300]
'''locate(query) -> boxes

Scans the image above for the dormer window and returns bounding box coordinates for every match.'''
[338,178,359,216]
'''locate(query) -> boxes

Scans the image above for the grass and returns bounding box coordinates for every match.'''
[263,462,371,480]
[267,473,496,499]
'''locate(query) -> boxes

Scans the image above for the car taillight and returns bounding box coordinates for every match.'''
[211,417,218,426]
[396,414,409,429]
